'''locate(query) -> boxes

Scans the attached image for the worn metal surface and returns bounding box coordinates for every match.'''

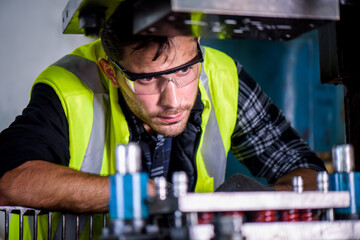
[178,191,350,212]
[174,221,360,240]
[133,0,338,40]
[172,0,339,20]
[62,0,339,40]
[242,221,360,240]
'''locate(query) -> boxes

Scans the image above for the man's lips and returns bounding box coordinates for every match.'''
[157,112,184,123]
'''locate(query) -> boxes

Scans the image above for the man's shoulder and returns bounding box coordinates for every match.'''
[202,45,233,60]
[35,38,107,92]
[202,46,236,73]
[70,38,106,61]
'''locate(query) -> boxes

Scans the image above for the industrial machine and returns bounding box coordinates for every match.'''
[62,0,339,40]
[2,1,360,239]
[98,143,360,240]
[2,143,360,239]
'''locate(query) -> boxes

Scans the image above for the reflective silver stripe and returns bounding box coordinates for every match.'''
[199,47,227,190]
[52,55,107,94]
[52,55,109,239]
[81,92,109,174]
[53,54,109,174]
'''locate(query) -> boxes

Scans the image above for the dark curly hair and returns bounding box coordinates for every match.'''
[100,2,171,63]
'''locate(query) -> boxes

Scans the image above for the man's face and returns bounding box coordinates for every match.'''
[115,36,200,137]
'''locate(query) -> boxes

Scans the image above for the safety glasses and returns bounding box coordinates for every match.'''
[108,42,203,95]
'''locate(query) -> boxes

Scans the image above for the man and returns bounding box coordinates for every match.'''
[0,5,325,238]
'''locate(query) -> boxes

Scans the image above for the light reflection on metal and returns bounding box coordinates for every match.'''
[133,0,339,40]
[178,191,350,212]
[62,0,339,41]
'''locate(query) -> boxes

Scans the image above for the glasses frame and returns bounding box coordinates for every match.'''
[109,42,204,82]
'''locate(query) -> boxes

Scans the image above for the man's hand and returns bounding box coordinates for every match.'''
[270,168,319,191]
[0,160,109,213]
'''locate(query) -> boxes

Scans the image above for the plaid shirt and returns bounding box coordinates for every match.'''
[230,64,325,183]
[117,90,172,178]
[130,115,172,179]
[119,63,325,183]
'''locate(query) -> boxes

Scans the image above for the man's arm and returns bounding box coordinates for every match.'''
[270,168,318,191]
[0,160,109,213]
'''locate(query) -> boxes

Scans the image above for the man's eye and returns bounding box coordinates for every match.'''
[178,67,190,75]
[138,77,157,84]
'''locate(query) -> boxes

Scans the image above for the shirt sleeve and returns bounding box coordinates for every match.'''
[0,83,70,178]
[230,62,326,184]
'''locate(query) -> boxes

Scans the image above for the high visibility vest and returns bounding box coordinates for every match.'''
[10,38,239,239]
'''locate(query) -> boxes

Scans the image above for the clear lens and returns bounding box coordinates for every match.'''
[129,63,201,95]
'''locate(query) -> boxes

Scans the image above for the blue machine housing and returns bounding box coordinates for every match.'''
[329,172,360,218]
[109,172,149,220]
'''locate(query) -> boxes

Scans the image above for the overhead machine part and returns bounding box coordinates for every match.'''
[62,0,339,40]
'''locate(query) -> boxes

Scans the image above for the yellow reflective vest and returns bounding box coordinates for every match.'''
[11,38,239,239]
[34,38,239,192]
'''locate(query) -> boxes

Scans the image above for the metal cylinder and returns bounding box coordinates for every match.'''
[214,214,243,240]
[115,145,127,174]
[317,171,329,193]
[292,176,304,193]
[172,171,188,197]
[332,144,355,172]
[317,171,334,221]
[126,143,142,174]
[154,176,167,200]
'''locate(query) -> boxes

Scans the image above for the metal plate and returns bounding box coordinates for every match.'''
[62,0,122,35]
[133,0,339,40]
[183,220,360,240]
[62,0,339,40]
[178,191,350,212]
[172,0,339,20]
[242,221,360,240]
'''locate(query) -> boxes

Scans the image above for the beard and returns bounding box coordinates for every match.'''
[119,80,199,137]
[144,104,194,137]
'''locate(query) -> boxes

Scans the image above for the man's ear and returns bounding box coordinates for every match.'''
[98,58,119,87]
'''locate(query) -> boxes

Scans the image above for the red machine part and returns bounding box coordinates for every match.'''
[252,210,277,222]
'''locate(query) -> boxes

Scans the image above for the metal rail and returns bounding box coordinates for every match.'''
[178,191,350,212]
[0,206,108,240]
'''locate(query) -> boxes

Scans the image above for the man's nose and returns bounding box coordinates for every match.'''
[159,78,180,108]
